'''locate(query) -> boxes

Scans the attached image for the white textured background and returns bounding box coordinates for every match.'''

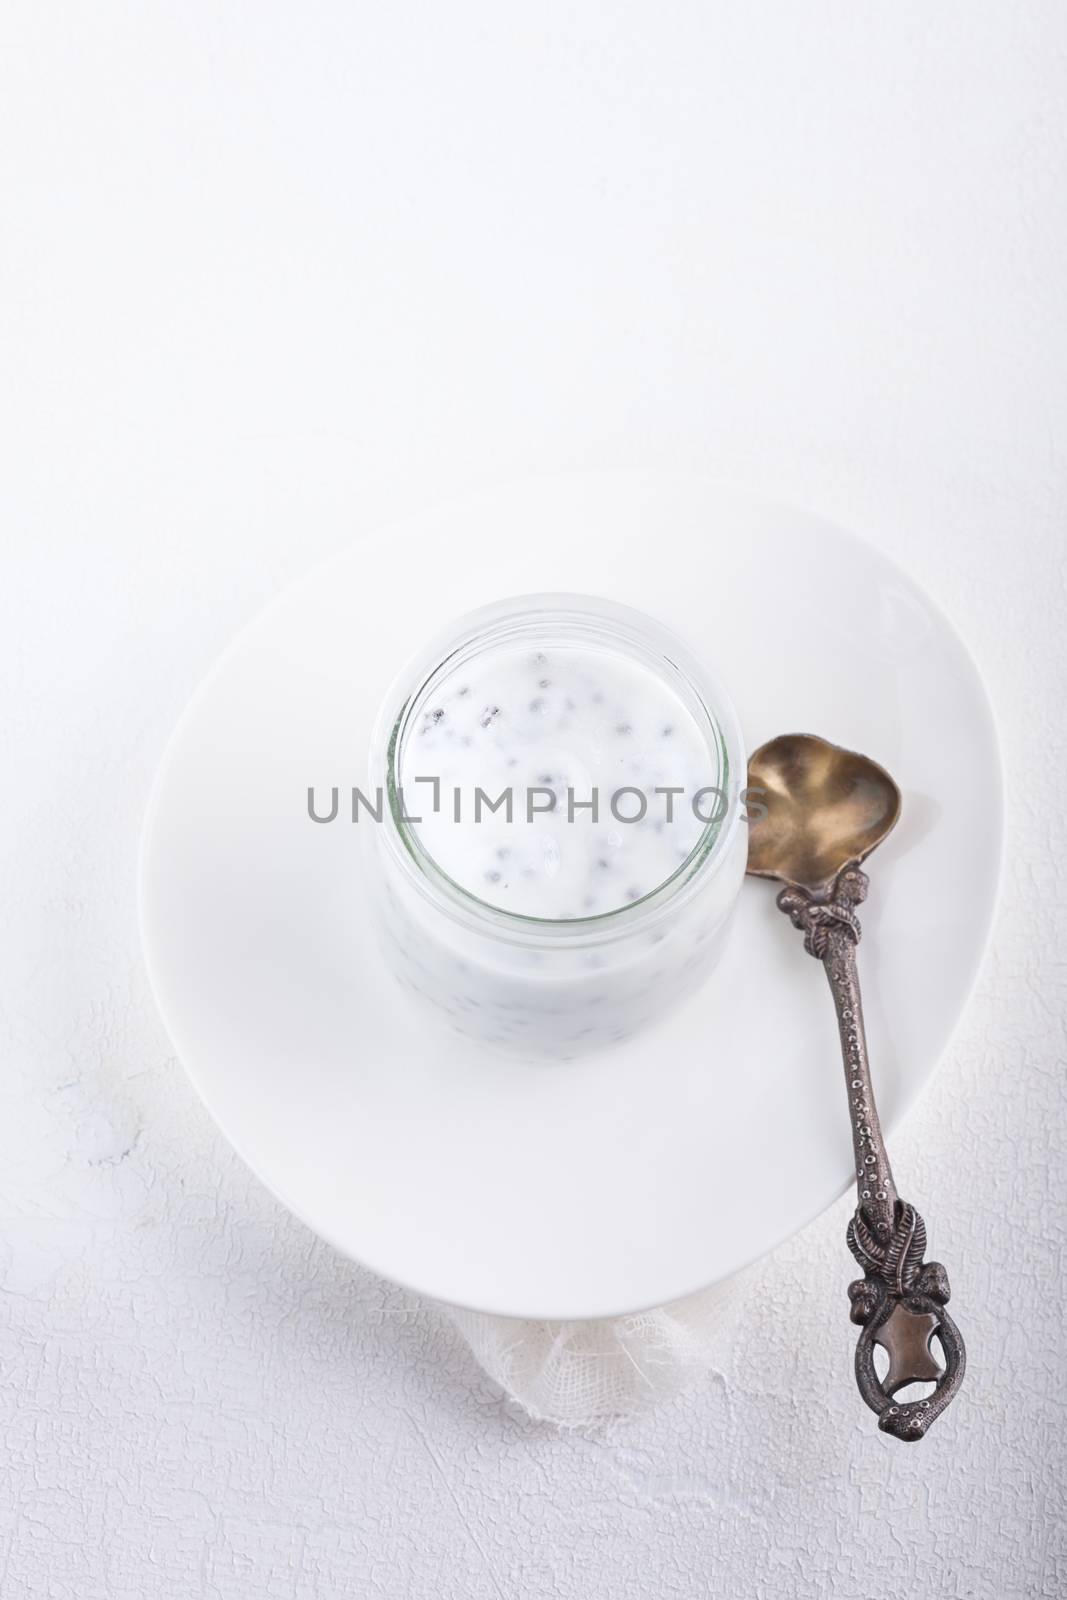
[2,4,1065,1596]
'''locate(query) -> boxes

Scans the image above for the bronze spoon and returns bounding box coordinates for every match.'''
[747,732,965,1440]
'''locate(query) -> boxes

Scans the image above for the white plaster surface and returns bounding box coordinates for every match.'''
[2,4,1065,1595]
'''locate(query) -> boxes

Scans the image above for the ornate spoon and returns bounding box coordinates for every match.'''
[746,733,965,1440]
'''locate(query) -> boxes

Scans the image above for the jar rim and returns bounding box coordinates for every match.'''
[368,592,746,949]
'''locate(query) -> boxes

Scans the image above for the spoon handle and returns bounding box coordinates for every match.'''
[777,865,966,1441]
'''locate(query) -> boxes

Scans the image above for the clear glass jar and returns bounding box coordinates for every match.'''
[367,594,746,1058]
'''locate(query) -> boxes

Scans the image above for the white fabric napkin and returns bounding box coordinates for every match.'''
[447,1274,745,1426]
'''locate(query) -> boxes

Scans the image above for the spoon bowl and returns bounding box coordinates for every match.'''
[746,732,901,896]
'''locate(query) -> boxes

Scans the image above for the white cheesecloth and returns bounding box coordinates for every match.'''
[446,1273,746,1427]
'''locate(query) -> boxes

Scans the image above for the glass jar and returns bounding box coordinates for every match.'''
[366,594,746,1058]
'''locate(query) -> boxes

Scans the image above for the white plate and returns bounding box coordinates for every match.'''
[140,474,1002,1319]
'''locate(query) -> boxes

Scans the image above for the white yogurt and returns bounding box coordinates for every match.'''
[369,595,746,1059]
[399,643,714,919]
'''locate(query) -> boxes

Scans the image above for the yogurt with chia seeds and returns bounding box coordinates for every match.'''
[368,594,746,1059]
[400,645,714,919]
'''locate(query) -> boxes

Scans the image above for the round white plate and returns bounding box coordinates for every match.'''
[140,474,1002,1319]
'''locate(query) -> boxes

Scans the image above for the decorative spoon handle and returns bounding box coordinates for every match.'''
[777,864,966,1441]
